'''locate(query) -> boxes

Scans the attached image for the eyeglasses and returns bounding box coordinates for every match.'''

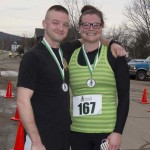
[81,22,102,29]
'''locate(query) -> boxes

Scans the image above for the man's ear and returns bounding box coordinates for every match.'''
[42,20,46,28]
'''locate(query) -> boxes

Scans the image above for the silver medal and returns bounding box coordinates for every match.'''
[62,82,68,92]
[87,79,96,87]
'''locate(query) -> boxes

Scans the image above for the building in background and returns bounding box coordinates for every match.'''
[11,41,20,52]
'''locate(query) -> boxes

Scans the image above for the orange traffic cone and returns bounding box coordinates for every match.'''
[140,88,149,104]
[11,108,20,121]
[14,122,24,150]
[4,81,14,98]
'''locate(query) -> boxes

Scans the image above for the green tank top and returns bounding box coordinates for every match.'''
[69,45,117,133]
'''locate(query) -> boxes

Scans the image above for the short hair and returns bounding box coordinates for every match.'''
[45,5,68,19]
[79,5,104,28]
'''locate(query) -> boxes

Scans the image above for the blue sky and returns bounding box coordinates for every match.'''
[0,0,131,37]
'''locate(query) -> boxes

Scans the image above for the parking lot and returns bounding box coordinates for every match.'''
[0,51,150,150]
[121,79,150,150]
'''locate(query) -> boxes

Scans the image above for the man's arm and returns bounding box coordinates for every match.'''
[99,38,111,46]
[79,38,126,58]
[17,87,46,150]
[100,38,126,58]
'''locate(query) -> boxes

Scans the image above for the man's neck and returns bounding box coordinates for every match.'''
[44,36,60,49]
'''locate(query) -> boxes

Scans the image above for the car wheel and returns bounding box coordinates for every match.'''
[136,70,146,81]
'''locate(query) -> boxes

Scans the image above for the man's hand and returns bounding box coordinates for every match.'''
[32,142,46,150]
[111,43,126,58]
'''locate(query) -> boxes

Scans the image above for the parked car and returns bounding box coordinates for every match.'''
[128,58,150,80]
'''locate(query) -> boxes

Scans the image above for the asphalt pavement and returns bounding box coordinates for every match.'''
[0,51,19,150]
[121,79,150,150]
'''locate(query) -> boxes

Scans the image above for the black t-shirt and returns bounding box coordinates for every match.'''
[17,43,72,138]
[17,40,81,148]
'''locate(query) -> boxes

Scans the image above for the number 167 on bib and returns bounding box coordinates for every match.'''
[73,95,102,117]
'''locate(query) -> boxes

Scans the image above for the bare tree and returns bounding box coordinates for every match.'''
[124,0,150,37]
[104,24,133,51]
[16,32,35,53]
[122,0,150,58]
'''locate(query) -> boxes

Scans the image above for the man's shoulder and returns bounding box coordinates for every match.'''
[21,44,43,64]
[26,43,46,56]
[61,40,81,49]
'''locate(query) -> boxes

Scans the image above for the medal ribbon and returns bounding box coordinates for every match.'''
[42,38,65,81]
[82,42,101,77]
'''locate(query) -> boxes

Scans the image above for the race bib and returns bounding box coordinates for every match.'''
[73,94,102,116]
